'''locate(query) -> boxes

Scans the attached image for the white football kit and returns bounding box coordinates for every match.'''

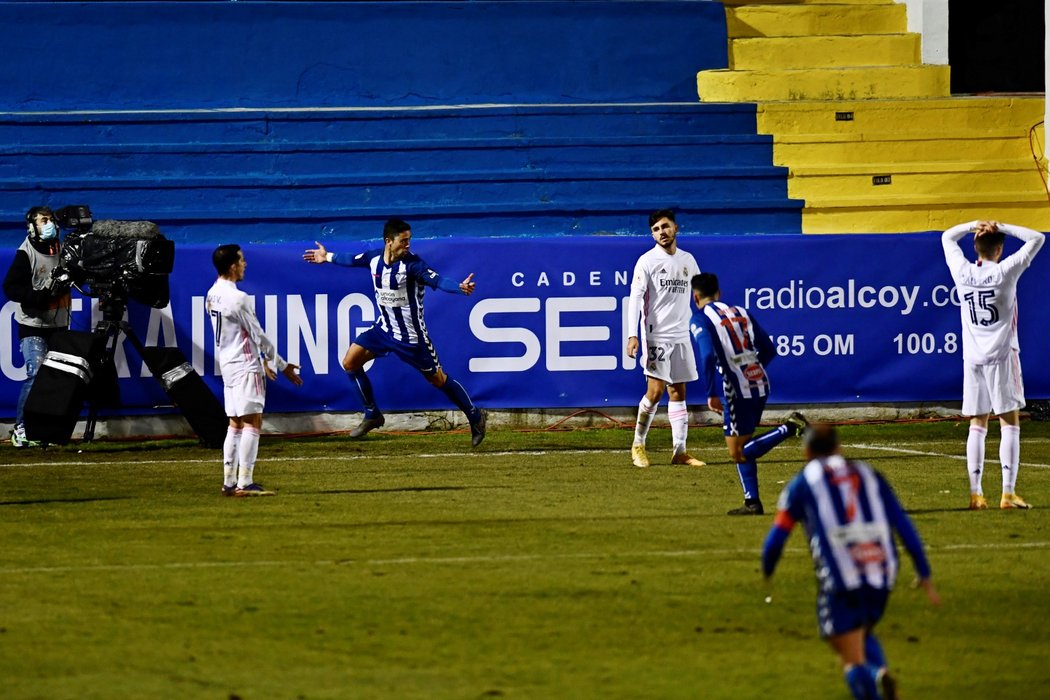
[206,277,288,417]
[627,244,700,383]
[942,221,1044,415]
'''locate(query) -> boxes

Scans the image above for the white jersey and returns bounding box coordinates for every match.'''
[627,245,700,343]
[942,221,1044,364]
[206,277,287,383]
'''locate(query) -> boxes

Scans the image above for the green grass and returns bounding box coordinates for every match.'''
[2,420,1049,699]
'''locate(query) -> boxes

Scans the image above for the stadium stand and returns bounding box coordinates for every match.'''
[697,0,1049,234]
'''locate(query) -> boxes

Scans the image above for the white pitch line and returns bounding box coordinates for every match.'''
[847,443,1050,469]
[3,541,1047,576]
[0,447,725,469]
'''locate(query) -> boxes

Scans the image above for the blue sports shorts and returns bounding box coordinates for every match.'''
[816,585,889,639]
[722,393,767,437]
[354,326,442,375]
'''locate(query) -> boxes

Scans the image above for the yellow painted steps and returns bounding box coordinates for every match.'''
[804,197,1050,234]
[756,97,1045,134]
[698,65,949,102]
[773,128,1031,166]
[790,160,1045,198]
[725,3,906,38]
[722,0,893,5]
[730,34,920,70]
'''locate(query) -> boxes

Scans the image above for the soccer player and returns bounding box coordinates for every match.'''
[941,219,1044,510]
[690,272,807,515]
[302,218,486,446]
[762,424,940,700]
[207,244,303,497]
[625,209,705,469]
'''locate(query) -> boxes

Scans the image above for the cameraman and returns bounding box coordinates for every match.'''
[3,206,72,447]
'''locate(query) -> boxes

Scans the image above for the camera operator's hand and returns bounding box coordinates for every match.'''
[47,267,72,296]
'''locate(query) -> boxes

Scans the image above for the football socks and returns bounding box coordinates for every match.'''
[439,377,480,423]
[237,426,260,489]
[967,424,987,495]
[668,400,689,456]
[634,396,658,445]
[736,459,759,501]
[223,426,241,487]
[743,424,790,461]
[1000,424,1020,495]
[348,369,380,419]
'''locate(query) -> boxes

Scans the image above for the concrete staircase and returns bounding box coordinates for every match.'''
[697,0,1049,233]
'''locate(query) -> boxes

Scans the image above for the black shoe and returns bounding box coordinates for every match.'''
[349,414,385,438]
[470,410,487,447]
[727,501,764,516]
[784,411,809,437]
[879,669,898,700]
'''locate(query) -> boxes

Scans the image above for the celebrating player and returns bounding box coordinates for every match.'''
[941,219,1044,510]
[625,209,705,468]
[690,272,806,515]
[303,218,486,446]
[762,424,940,700]
[207,244,303,497]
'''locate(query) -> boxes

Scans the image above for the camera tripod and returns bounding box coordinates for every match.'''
[82,289,148,442]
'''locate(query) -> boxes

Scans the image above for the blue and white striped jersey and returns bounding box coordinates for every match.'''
[690,301,775,400]
[766,456,931,594]
[332,248,453,345]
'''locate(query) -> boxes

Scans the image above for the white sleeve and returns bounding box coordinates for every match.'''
[237,300,287,372]
[998,223,1045,278]
[940,221,977,282]
[626,257,647,339]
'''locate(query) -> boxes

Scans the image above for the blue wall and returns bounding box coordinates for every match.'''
[0,1,727,110]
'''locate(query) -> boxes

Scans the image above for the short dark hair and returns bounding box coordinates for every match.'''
[212,243,242,276]
[25,206,54,224]
[648,209,676,229]
[975,230,1006,258]
[691,272,719,298]
[383,218,411,241]
[803,424,840,457]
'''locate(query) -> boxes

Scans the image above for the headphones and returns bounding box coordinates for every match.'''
[25,206,54,238]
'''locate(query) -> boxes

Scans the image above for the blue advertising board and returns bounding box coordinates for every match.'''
[1,233,1047,418]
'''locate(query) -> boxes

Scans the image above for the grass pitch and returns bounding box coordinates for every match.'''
[1,420,1048,699]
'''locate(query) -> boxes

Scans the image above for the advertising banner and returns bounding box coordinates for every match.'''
[2,233,1046,418]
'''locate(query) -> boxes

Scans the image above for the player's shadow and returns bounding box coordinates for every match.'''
[310,486,470,495]
[0,496,132,506]
[906,507,986,514]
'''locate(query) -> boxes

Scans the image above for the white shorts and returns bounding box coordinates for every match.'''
[962,353,1025,417]
[224,371,266,417]
[642,338,698,385]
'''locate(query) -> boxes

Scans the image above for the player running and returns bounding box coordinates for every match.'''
[303,218,485,446]
[941,219,1044,510]
[763,424,940,700]
[625,209,705,469]
[690,272,806,515]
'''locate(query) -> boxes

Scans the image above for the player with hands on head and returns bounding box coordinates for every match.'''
[762,424,940,700]
[941,218,1044,510]
[207,244,303,497]
[303,218,486,446]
